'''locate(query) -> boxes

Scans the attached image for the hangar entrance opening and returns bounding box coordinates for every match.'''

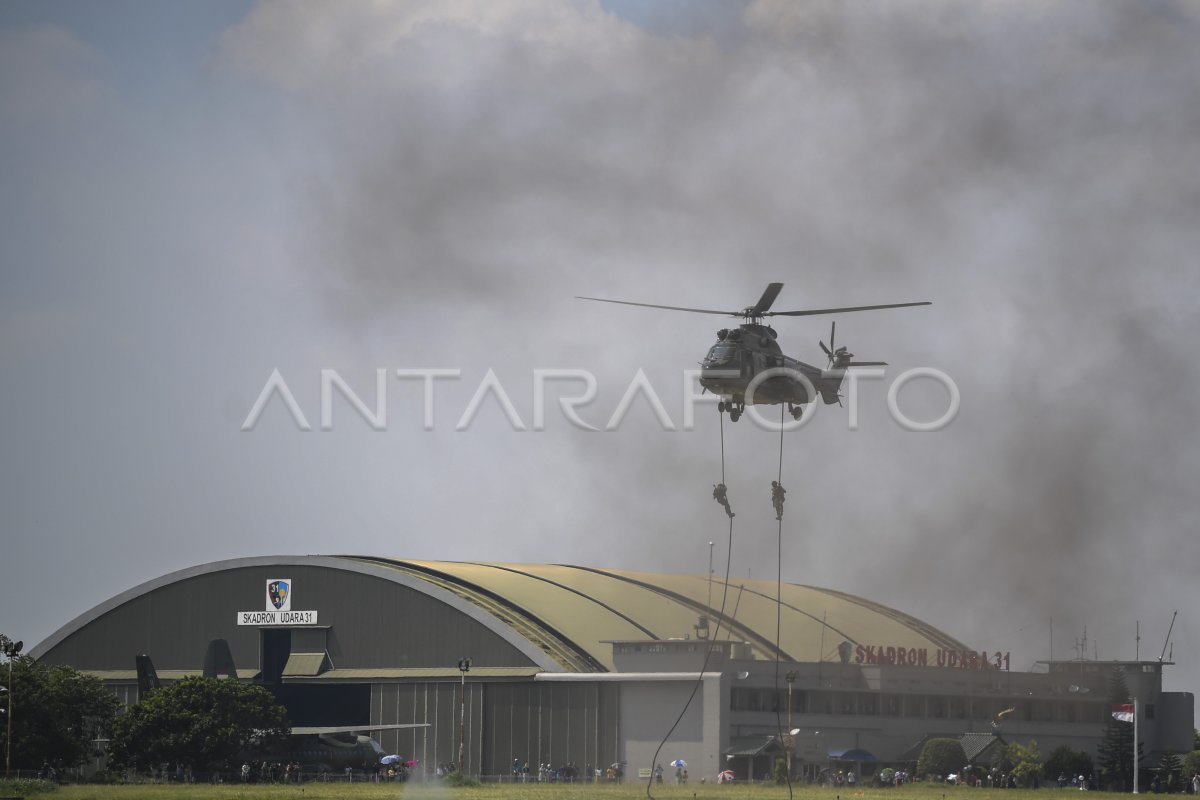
[261,629,290,685]
[274,684,370,728]
[259,627,369,728]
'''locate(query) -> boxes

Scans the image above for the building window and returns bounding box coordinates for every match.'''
[1078,702,1104,724]
[948,697,966,719]
[928,696,946,718]
[904,696,925,718]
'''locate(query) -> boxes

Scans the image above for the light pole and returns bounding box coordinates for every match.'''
[457,657,471,774]
[785,670,798,779]
[4,638,23,779]
[707,541,714,610]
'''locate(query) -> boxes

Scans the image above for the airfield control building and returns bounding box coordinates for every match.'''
[32,556,1194,779]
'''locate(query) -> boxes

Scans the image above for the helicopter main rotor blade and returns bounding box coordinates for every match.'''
[747,283,784,316]
[767,301,931,317]
[575,296,739,316]
[847,361,888,367]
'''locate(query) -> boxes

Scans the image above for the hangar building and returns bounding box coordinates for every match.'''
[32,556,1194,780]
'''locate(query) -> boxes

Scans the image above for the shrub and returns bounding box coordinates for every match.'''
[917,738,967,779]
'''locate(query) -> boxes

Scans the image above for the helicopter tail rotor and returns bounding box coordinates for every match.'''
[819,321,835,358]
[822,322,887,368]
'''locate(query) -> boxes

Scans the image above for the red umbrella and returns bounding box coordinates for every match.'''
[404,760,420,768]
[718,770,735,784]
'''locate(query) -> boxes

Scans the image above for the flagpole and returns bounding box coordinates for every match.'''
[1131,695,1138,794]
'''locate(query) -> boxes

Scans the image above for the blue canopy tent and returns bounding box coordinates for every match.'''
[828,748,878,780]
[828,748,878,762]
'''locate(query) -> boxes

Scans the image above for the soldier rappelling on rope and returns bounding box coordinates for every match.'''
[770,481,786,521]
[712,483,735,518]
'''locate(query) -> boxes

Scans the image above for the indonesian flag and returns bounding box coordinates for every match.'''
[1112,703,1134,722]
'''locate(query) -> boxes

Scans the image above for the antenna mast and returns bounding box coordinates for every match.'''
[1159,611,1177,662]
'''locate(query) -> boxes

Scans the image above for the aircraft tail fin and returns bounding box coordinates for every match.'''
[203,638,237,680]
[135,654,161,697]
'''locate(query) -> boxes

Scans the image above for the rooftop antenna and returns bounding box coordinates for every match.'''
[1136,620,1140,661]
[1158,611,1177,663]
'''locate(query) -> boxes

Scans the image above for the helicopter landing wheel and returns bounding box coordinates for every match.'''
[718,401,726,413]
[791,406,804,421]
[729,409,741,422]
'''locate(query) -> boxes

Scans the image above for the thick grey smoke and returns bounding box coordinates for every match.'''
[213,0,1200,690]
[4,0,1194,692]
[214,0,1200,687]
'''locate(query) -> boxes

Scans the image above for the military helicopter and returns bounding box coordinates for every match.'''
[578,283,930,421]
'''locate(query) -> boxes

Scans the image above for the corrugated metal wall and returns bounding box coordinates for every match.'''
[367,680,620,778]
[40,565,535,672]
[371,681,483,773]
[484,681,619,777]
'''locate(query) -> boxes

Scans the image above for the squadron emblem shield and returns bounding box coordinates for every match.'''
[266,579,291,611]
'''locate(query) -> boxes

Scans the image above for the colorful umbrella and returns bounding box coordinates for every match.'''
[670,759,687,768]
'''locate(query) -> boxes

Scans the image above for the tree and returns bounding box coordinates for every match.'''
[1181,751,1200,784]
[1044,744,1094,783]
[1097,668,1143,791]
[0,635,120,771]
[917,738,966,779]
[109,676,288,773]
[1004,739,1042,788]
[1157,751,1183,793]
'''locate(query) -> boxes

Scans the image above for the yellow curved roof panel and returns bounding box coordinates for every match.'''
[351,558,968,672]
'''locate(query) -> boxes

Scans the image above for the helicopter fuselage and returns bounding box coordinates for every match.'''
[699,323,844,413]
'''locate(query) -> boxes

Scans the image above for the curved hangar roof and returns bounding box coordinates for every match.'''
[34,556,968,673]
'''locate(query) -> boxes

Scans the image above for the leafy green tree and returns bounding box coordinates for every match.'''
[1004,739,1042,788]
[109,676,288,773]
[1097,668,1143,791]
[1157,751,1183,793]
[1044,744,1094,783]
[1181,751,1200,782]
[917,738,966,779]
[0,635,119,771]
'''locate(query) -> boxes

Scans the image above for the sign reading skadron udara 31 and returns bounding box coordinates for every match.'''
[235,578,318,626]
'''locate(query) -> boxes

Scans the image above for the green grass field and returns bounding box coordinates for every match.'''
[16,784,1093,800]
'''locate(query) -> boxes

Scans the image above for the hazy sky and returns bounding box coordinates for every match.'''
[2,0,1198,695]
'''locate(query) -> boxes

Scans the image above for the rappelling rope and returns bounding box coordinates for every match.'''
[646,408,735,800]
[773,403,794,800]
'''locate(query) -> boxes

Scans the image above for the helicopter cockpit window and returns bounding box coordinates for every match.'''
[706,344,738,363]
